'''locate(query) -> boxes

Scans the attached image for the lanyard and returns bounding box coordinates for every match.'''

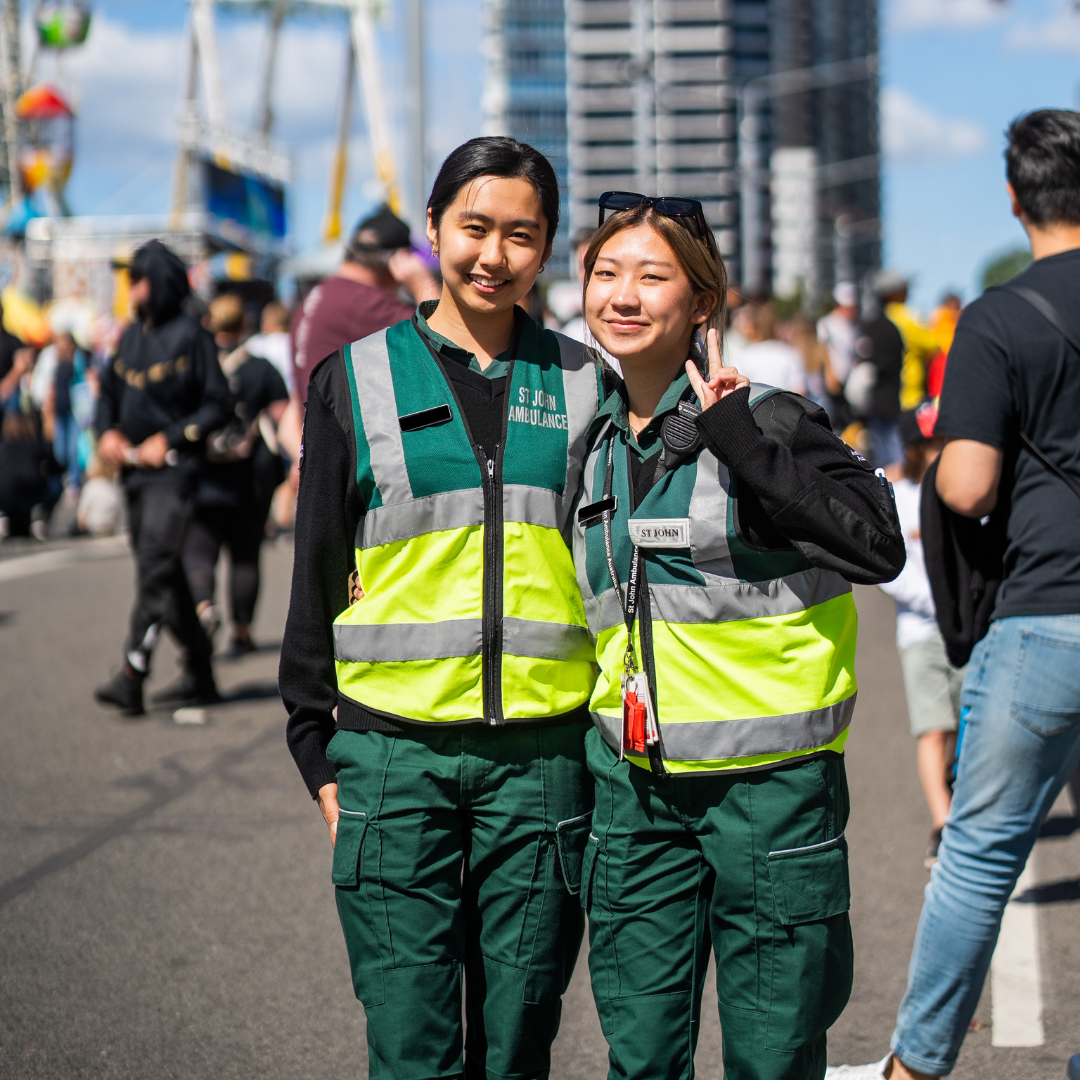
[600,434,642,678]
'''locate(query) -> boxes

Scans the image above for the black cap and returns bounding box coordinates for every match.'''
[345,204,411,259]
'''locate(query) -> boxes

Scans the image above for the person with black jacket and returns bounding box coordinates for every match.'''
[94,239,232,716]
[178,293,289,662]
[571,194,904,1080]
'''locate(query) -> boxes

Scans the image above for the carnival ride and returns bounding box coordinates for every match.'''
[12,0,425,316]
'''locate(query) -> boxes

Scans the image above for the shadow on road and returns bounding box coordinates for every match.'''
[0,727,280,910]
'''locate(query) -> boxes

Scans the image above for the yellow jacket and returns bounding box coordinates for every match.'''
[885,301,941,410]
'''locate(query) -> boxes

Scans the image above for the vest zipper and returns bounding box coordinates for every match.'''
[482,444,505,724]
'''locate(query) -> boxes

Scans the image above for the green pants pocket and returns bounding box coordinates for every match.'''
[764,834,853,1052]
[522,833,586,1005]
[331,809,367,886]
[579,832,599,909]
[334,811,387,1007]
[555,812,593,896]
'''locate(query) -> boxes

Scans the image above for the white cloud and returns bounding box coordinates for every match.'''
[881,87,988,163]
[891,0,1004,32]
[1007,5,1080,53]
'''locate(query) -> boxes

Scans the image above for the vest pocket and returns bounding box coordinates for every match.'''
[555,812,594,896]
[331,809,367,886]
[763,835,853,1051]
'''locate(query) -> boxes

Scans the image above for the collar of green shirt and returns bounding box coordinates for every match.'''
[413,299,518,380]
[591,367,693,459]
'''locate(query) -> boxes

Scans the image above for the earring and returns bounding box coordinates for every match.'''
[539,264,545,274]
[431,245,438,257]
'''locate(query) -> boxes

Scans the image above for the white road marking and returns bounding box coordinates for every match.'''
[991,853,1044,1047]
[0,535,130,585]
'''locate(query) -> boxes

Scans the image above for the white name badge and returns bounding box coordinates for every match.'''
[628,518,691,548]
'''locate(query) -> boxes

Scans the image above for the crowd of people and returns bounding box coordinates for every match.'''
[8,104,1080,1080]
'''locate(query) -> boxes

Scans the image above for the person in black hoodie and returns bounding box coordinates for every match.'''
[94,240,232,715]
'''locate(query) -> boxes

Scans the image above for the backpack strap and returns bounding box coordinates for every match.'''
[994,284,1080,506]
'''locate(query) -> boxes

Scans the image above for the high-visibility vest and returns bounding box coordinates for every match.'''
[573,382,858,774]
[333,315,601,725]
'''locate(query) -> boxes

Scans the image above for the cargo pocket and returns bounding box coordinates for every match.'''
[332,809,386,1007]
[332,809,367,886]
[579,832,599,909]
[555,812,593,896]
[764,834,853,1052]
[522,830,586,1006]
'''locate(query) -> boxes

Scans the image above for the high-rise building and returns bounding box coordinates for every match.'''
[482,0,571,267]
[566,1,738,271]
[562,0,879,299]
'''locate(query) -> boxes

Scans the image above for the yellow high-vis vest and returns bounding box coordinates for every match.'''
[573,380,859,774]
[333,315,601,725]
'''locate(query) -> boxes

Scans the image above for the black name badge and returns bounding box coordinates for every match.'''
[577,495,617,527]
[399,404,453,432]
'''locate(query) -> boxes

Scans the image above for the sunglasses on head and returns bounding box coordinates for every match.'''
[597,191,708,237]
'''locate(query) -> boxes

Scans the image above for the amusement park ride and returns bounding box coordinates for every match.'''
[2,0,422,316]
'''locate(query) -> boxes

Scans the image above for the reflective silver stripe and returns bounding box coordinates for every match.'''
[335,619,482,662]
[349,331,413,503]
[688,446,734,576]
[592,694,855,763]
[503,484,562,529]
[362,489,485,547]
[360,486,570,547]
[748,381,781,406]
[503,617,594,661]
[558,333,601,533]
[574,418,613,608]
[586,567,853,634]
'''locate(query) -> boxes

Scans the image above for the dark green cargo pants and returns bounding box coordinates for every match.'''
[582,728,853,1080]
[326,718,593,1080]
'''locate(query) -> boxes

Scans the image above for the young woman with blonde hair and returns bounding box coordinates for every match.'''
[571,193,905,1080]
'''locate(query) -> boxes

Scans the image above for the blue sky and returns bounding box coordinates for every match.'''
[51,0,1080,311]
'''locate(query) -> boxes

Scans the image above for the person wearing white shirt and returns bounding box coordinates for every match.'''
[734,300,807,395]
[877,404,965,867]
[243,301,294,396]
[817,280,859,387]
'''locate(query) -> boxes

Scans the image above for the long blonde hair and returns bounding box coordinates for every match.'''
[581,203,728,333]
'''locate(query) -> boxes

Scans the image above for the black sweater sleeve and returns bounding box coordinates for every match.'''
[280,354,362,798]
[696,386,905,585]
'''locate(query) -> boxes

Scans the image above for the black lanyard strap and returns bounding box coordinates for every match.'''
[601,434,641,676]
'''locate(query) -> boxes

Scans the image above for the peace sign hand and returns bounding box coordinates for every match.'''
[686,327,749,411]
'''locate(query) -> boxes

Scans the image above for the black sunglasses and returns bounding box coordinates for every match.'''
[597,191,708,237]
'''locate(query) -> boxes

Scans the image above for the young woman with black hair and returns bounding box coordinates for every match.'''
[571,196,905,1080]
[279,137,602,1079]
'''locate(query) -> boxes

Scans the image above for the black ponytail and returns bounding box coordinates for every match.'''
[427,136,560,245]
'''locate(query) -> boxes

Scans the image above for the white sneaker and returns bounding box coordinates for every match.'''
[825,1054,891,1078]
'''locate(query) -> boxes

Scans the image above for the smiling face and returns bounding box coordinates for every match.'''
[426,175,551,318]
[584,222,712,373]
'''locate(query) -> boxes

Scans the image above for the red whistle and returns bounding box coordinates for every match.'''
[623,691,647,754]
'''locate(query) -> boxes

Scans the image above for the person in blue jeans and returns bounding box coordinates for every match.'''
[828,108,1080,1080]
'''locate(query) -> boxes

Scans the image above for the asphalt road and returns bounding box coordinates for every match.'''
[1,541,1077,1079]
